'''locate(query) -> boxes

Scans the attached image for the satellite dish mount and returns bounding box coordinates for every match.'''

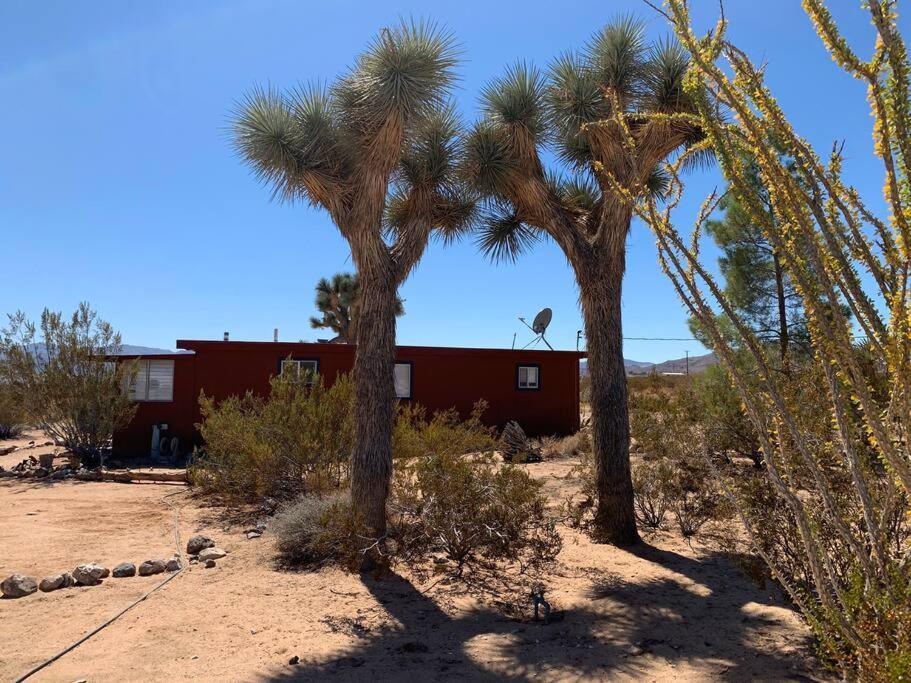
[518,308,554,351]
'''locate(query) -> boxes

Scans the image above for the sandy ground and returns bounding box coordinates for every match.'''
[0,441,826,682]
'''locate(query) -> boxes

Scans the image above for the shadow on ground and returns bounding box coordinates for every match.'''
[263,542,821,682]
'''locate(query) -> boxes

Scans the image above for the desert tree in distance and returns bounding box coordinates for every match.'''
[310,272,404,344]
[232,20,473,561]
[463,17,704,544]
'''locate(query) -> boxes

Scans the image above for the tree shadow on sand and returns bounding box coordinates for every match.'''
[262,542,822,682]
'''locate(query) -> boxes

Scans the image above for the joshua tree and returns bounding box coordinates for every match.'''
[463,18,702,544]
[310,272,404,344]
[234,21,472,551]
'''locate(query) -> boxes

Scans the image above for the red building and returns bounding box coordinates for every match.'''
[113,339,585,457]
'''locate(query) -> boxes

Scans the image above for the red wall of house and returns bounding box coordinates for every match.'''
[113,340,583,457]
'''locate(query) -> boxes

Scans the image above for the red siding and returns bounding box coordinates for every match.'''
[113,340,583,457]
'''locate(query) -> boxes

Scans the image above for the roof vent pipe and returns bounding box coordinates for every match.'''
[223,331,229,342]
[273,328,279,342]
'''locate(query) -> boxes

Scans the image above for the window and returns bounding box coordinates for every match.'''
[394,362,412,399]
[516,364,540,390]
[128,360,174,402]
[280,359,319,384]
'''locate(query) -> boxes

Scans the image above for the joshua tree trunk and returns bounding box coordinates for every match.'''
[350,266,398,545]
[576,245,640,546]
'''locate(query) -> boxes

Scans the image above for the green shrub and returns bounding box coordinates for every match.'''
[0,303,137,466]
[191,372,354,501]
[390,452,562,576]
[0,383,25,440]
[392,399,499,461]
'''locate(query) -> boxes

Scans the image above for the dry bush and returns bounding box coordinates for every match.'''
[272,493,364,570]
[631,459,674,529]
[191,372,354,501]
[539,431,589,460]
[0,303,137,466]
[390,451,562,578]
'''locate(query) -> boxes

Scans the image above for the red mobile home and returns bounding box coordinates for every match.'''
[113,339,585,457]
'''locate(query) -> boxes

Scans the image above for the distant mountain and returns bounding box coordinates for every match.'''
[117,345,192,355]
[580,352,717,376]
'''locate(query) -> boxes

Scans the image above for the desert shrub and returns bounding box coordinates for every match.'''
[390,452,561,577]
[0,303,137,466]
[631,459,674,529]
[0,381,26,440]
[271,493,364,570]
[191,372,354,501]
[540,431,589,460]
[392,399,499,461]
[693,364,761,467]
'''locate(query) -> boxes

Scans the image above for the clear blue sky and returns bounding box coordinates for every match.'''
[0,1,897,361]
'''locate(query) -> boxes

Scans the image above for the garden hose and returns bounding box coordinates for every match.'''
[14,487,189,682]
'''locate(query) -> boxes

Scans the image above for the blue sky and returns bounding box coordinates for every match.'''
[0,1,897,361]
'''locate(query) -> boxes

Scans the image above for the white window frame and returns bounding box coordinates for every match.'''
[394,362,412,399]
[128,359,175,402]
[280,359,319,385]
[517,364,540,391]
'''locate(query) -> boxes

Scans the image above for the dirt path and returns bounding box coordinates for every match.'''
[0,457,826,682]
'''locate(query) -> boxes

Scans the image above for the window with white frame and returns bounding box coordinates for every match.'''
[128,359,175,402]
[280,359,319,384]
[394,362,412,399]
[517,364,540,390]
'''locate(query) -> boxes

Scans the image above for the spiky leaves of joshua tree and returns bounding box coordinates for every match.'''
[464,18,703,545]
[233,21,473,556]
[309,273,404,344]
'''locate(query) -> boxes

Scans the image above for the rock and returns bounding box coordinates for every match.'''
[0,445,16,456]
[165,558,181,572]
[186,535,215,555]
[138,560,167,576]
[72,563,109,586]
[2,574,38,598]
[198,547,227,561]
[61,572,75,588]
[288,655,300,665]
[246,531,262,539]
[204,559,216,568]
[39,574,67,592]
[112,562,136,578]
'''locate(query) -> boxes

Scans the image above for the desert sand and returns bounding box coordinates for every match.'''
[0,434,824,682]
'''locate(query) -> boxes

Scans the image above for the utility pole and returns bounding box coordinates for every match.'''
[685,350,690,376]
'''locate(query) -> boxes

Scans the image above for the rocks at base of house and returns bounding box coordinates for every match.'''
[138,559,167,576]
[39,573,69,592]
[165,557,181,572]
[198,547,227,562]
[2,574,38,598]
[112,562,137,578]
[204,559,216,569]
[72,563,109,586]
[186,535,215,555]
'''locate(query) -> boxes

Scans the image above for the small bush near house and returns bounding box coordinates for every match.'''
[271,493,363,570]
[390,451,562,577]
[0,303,137,467]
[392,400,499,462]
[191,372,354,501]
[631,459,674,529]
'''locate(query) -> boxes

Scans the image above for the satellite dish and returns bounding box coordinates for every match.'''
[532,308,552,334]
[517,307,555,351]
